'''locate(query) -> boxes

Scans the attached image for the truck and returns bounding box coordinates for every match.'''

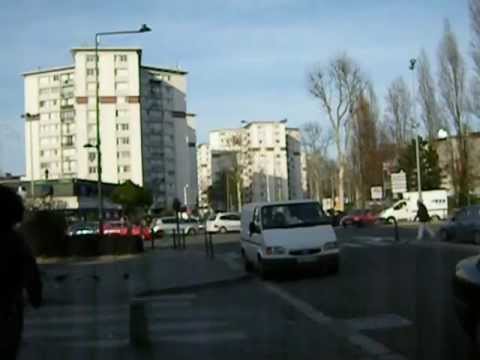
[379,190,448,222]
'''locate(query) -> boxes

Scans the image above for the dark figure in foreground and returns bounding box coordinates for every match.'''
[0,185,42,359]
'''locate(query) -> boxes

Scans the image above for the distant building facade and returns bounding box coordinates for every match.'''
[197,120,307,209]
[22,47,197,211]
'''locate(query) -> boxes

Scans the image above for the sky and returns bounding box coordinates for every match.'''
[0,0,471,175]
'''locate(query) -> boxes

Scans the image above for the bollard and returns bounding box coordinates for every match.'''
[393,217,400,242]
[204,230,209,256]
[208,232,215,259]
[172,230,177,249]
[182,229,186,249]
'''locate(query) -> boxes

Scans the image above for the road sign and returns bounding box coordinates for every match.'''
[391,171,407,194]
[370,186,383,200]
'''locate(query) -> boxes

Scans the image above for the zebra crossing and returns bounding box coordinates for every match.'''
[341,236,396,248]
[22,292,247,350]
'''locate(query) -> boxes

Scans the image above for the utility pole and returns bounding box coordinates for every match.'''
[409,58,423,201]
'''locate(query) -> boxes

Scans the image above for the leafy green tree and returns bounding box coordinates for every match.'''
[111,180,152,218]
[398,138,443,191]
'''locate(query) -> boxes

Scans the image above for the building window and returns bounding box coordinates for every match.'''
[86,55,96,62]
[39,101,45,108]
[86,69,95,76]
[117,137,129,145]
[89,166,97,174]
[115,55,128,62]
[88,152,96,162]
[52,75,59,82]
[121,123,129,131]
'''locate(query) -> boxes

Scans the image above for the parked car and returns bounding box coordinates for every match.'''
[339,209,378,227]
[103,221,152,241]
[206,212,241,233]
[240,200,338,278]
[453,254,480,351]
[67,221,99,236]
[438,205,480,244]
[151,216,200,237]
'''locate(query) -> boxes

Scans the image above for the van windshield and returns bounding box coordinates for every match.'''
[261,202,330,229]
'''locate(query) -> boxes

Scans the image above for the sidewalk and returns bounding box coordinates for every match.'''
[39,247,247,306]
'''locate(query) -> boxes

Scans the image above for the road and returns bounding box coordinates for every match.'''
[20,224,480,360]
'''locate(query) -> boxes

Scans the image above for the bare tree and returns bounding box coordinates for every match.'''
[470,0,480,119]
[384,77,413,148]
[417,49,443,141]
[438,20,470,205]
[301,122,332,201]
[308,54,365,210]
[350,92,382,207]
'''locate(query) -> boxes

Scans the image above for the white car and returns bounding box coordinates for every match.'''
[151,217,199,236]
[240,200,339,279]
[206,213,241,233]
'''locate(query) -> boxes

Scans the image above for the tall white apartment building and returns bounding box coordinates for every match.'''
[22,47,197,210]
[199,120,307,207]
[197,143,211,209]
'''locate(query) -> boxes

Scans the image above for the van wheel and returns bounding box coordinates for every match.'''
[242,250,253,272]
[187,228,197,235]
[257,255,270,280]
[219,227,228,234]
[386,217,395,224]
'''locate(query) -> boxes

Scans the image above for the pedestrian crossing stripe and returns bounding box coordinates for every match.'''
[23,294,247,349]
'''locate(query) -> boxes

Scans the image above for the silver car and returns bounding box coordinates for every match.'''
[151,216,200,236]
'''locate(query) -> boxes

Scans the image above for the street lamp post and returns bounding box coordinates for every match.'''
[184,184,189,208]
[409,58,422,201]
[21,113,40,206]
[88,24,151,234]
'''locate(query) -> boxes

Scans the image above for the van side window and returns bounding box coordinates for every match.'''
[253,208,260,225]
[393,201,406,210]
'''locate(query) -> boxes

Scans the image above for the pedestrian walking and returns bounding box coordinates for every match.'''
[416,200,435,240]
[0,185,42,359]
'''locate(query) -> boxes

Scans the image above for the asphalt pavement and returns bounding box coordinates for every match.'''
[19,224,480,360]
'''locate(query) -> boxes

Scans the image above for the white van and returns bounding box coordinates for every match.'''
[240,200,339,278]
[379,190,448,222]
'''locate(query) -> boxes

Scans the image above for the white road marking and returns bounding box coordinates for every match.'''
[59,339,129,349]
[340,242,365,248]
[133,294,197,302]
[25,313,128,325]
[149,320,230,332]
[354,236,394,243]
[262,282,407,359]
[155,332,247,343]
[346,314,412,331]
[349,334,391,356]
[262,282,331,324]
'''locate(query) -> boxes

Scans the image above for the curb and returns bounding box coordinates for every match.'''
[135,273,252,297]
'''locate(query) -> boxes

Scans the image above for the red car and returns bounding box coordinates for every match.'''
[340,209,378,227]
[102,221,153,241]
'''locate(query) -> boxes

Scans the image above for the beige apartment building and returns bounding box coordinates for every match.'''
[22,47,197,210]
[198,120,307,209]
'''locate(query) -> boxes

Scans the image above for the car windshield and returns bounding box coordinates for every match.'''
[261,202,329,229]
